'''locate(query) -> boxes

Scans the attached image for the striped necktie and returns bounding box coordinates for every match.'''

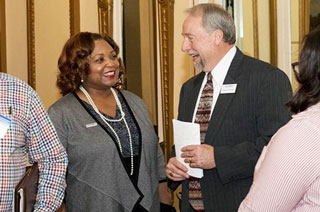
[189,72,213,211]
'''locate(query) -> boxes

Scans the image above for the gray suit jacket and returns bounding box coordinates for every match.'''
[170,49,292,212]
[49,90,166,212]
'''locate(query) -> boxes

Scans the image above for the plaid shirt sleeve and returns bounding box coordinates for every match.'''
[25,87,68,212]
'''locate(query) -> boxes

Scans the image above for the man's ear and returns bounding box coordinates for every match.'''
[212,29,224,45]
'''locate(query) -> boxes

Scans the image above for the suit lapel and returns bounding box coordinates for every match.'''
[205,48,244,143]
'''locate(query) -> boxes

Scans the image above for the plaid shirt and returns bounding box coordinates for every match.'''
[0,73,68,212]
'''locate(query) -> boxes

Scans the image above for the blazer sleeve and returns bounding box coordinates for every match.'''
[214,66,293,184]
[167,83,188,190]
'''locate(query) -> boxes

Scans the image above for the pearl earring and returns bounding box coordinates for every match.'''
[81,78,84,83]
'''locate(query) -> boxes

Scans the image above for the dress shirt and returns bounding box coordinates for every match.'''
[192,46,236,122]
[238,102,320,212]
[0,73,68,212]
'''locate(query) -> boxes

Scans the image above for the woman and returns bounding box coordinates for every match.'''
[238,27,320,211]
[48,32,172,212]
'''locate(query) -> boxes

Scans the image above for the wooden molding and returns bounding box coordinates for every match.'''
[252,0,259,59]
[0,0,6,73]
[27,0,36,89]
[269,0,278,67]
[70,0,80,36]
[98,0,113,36]
[158,0,174,161]
[299,0,310,48]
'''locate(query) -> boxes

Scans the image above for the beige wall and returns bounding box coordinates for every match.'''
[257,0,270,63]
[140,0,157,123]
[80,0,99,32]
[6,0,28,81]
[35,0,69,109]
[242,0,254,57]
[241,0,272,63]
[173,1,195,118]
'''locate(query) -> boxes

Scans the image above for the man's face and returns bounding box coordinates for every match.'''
[181,15,217,72]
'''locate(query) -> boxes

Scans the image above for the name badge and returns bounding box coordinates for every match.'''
[0,114,11,139]
[220,84,237,94]
[86,122,97,128]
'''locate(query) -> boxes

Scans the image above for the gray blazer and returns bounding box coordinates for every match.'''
[49,90,166,212]
[170,49,292,211]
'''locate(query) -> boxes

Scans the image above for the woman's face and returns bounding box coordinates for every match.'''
[84,39,120,91]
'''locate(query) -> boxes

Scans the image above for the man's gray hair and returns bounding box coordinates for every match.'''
[186,3,236,44]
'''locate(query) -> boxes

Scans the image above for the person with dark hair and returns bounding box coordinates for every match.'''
[238,27,320,212]
[0,73,68,211]
[166,3,292,212]
[48,32,172,212]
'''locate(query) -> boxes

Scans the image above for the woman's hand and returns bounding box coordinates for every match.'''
[166,157,189,181]
[159,182,176,212]
[159,181,172,205]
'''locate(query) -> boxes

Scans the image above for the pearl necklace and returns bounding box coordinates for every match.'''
[79,85,134,175]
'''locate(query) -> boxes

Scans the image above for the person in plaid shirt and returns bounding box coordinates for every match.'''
[0,72,68,212]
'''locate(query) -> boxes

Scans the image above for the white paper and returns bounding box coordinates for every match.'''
[11,188,24,212]
[172,119,203,178]
[0,114,11,139]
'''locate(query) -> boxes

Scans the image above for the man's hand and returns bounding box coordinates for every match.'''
[181,144,216,169]
[166,157,189,181]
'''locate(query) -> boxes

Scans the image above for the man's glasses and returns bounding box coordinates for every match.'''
[291,62,299,72]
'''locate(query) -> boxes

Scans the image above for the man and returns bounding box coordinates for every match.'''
[0,72,68,212]
[166,3,292,212]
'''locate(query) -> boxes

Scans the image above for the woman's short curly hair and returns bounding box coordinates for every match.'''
[57,32,124,95]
